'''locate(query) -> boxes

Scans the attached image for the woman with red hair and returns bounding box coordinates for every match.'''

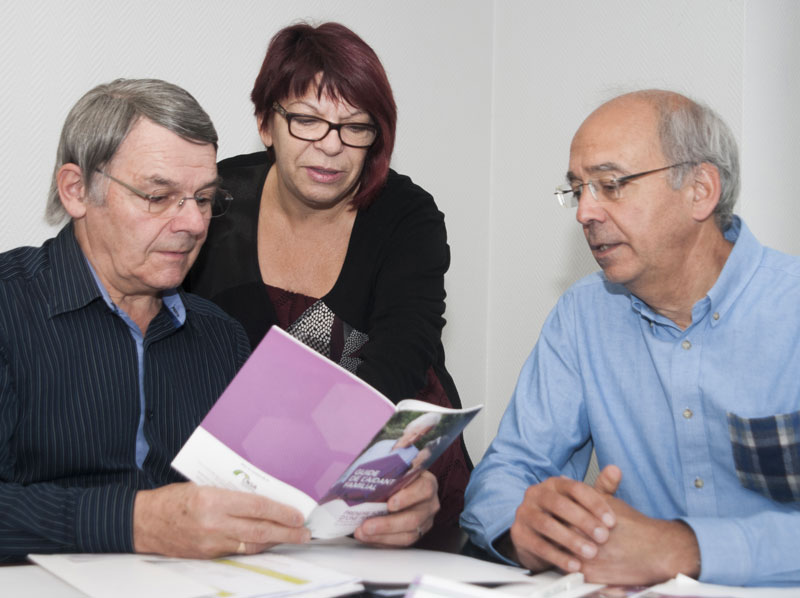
[187,22,470,542]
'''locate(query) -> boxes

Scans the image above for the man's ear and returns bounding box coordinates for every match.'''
[56,164,90,219]
[690,162,721,223]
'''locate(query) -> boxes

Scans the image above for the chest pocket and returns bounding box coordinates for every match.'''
[727,409,800,503]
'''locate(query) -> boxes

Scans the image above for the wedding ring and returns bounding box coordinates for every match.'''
[236,541,247,554]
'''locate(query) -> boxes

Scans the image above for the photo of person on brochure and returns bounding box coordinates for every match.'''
[321,412,444,505]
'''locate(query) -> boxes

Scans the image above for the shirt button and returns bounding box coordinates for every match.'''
[694,477,704,489]
[146,409,154,421]
[682,340,692,350]
[713,312,720,320]
[683,408,693,419]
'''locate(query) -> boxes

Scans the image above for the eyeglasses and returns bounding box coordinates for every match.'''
[96,170,233,218]
[272,102,378,148]
[554,162,693,208]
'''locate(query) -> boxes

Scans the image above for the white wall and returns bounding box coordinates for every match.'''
[1,1,798,460]
[484,0,745,456]
[0,0,493,457]
[740,1,800,252]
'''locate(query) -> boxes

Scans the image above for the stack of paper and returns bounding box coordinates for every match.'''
[272,537,535,587]
[28,552,363,598]
[403,572,800,598]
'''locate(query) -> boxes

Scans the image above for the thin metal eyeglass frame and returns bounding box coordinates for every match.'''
[95,169,232,217]
[554,161,694,208]
[271,102,378,148]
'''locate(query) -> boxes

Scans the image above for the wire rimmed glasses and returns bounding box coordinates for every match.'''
[554,162,693,208]
[96,170,233,218]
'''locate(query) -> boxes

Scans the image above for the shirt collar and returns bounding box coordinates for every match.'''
[704,216,763,326]
[47,222,104,317]
[628,216,762,328]
[47,222,186,328]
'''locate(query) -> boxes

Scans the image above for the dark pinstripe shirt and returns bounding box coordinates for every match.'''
[0,224,250,562]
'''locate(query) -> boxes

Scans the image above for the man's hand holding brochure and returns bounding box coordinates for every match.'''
[173,326,480,539]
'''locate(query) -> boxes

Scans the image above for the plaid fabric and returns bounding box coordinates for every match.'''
[727,410,800,503]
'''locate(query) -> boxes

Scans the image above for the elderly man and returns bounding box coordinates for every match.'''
[461,90,800,587]
[0,79,437,563]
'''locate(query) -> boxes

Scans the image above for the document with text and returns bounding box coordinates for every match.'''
[173,326,480,538]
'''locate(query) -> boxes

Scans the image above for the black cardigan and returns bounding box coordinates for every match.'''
[187,152,462,410]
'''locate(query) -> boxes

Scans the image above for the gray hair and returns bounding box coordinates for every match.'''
[643,90,740,231]
[45,78,218,225]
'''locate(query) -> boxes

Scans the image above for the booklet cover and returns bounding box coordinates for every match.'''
[172,326,480,538]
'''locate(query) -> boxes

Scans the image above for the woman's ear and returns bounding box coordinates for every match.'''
[690,162,722,223]
[56,163,89,219]
[257,115,273,148]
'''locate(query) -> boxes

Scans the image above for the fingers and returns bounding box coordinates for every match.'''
[133,483,310,559]
[536,476,616,538]
[509,476,617,572]
[354,512,429,547]
[207,488,311,551]
[225,489,307,527]
[512,517,583,573]
[354,472,439,547]
[593,465,622,495]
[386,471,438,513]
[353,502,435,546]
[225,514,311,551]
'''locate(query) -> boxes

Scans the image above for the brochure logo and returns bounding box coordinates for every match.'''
[233,469,257,491]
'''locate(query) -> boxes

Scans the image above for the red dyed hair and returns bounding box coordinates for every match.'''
[252,22,397,209]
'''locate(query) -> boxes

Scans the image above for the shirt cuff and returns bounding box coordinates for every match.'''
[681,516,752,586]
[462,510,520,566]
[75,485,137,553]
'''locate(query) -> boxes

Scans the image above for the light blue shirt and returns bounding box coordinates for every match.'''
[86,261,185,469]
[461,217,800,586]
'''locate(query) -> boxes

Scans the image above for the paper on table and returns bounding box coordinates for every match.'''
[156,553,361,597]
[641,573,800,598]
[28,554,210,598]
[405,574,522,597]
[496,572,607,598]
[278,584,366,598]
[408,570,800,598]
[0,564,87,598]
[402,572,612,598]
[29,552,363,598]
[272,537,536,586]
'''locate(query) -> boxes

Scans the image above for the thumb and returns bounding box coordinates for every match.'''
[593,464,622,495]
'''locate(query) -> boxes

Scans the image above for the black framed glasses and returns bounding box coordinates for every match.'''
[96,170,233,218]
[554,162,694,208]
[272,102,378,148]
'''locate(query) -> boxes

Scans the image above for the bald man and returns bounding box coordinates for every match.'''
[462,90,800,587]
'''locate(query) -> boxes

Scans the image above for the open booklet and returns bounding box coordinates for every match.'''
[173,325,481,539]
